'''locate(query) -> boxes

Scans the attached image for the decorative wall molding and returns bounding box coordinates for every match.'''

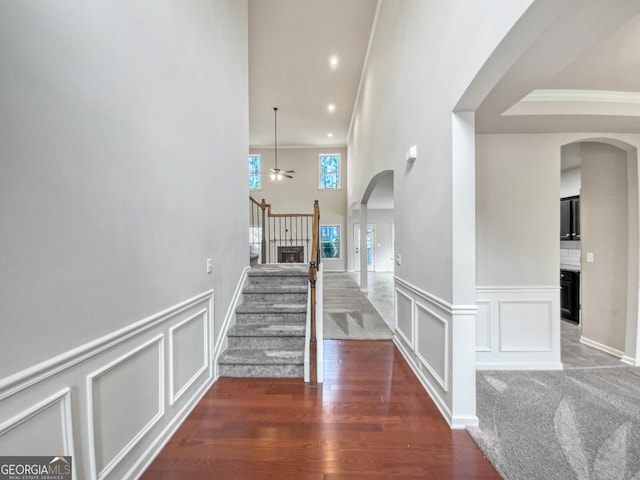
[213,266,250,375]
[393,276,478,428]
[86,335,165,480]
[169,309,209,406]
[0,290,213,401]
[0,287,219,479]
[476,285,562,370]
[395,276,453,312]
[415,301,448,391]
[394,287,414,348]
[0,388,74,457]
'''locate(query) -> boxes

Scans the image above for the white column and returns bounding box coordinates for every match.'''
[450,111,478,426]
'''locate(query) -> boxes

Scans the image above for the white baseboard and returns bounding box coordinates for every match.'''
[0,289,219,480]
[580,335,624,358]
[621,355,638,366]
[476,361,564,370]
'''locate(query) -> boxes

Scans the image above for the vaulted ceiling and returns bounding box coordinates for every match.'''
[249,1,640,145]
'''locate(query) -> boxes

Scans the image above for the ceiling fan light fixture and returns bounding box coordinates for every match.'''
[270,172,276,181]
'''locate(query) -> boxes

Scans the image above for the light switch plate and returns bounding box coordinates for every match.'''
[586,252,594,263]
[395,254,402,265]
[206,259,213,273]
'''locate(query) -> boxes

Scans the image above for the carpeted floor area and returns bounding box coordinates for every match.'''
[468,367,640,480]
[323,272,393,340]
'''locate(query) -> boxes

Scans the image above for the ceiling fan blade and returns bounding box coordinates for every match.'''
[283,173,294,179]
[284,170,295,174]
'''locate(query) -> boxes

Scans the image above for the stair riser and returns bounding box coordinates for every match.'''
[235,312,306,324]
[219,364,304,378]
[243,292,307,303]
[247,276,308,287]
[228,336,305,350]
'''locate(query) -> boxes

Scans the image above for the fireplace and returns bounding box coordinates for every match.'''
[278,246,304,263]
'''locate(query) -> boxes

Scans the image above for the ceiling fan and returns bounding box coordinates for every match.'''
[268,107,294,180]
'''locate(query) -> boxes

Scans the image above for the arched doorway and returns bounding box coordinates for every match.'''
[560,138,640,365]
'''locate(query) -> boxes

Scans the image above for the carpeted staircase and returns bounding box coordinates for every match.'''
[218,264,308,378]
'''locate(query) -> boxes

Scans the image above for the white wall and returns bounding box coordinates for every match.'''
[0,1,248,477]
[476,133,640,369]
[581,142,628,354]
[476,134,561,369]
[347,209,394,272]
[250,147,348,271]
[347,0,536,427]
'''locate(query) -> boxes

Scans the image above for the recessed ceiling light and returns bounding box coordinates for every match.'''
[327,103,336,113]
[329,56,339,68]
[328,132,333,138]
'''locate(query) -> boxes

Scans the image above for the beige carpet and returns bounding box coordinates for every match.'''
[322,272,393,340]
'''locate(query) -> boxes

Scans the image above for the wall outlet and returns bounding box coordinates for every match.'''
[206,259,213,273]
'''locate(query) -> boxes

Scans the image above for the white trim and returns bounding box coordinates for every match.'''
[414,301,448,392]
[498,300,553,352]
[169,309,209,406]
[123,372,216,479]
[318,153,342,191]
[0,290,213,401]
[395,276,453,312]
[394,287,414,348]
[319,224,342,260]
[580,335,625,359]
[0,388,75,456]
[476,361,563,370]
[213,266,250,377]
[621,355,638,366]
[522,89,640,104]
[393,336,456,428]
[476,285,560,293]
[86,335,165,480]
[346,0,382,145]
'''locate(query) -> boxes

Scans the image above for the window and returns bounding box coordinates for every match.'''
[319,154,340,189]
[320,225,340,259]
[249,155,261,190]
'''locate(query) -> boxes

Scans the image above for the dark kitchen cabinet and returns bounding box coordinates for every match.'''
[560,196,580,241]
[560,269,580,323]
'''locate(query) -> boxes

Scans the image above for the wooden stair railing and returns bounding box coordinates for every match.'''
[249,197,321,385]
[308,200,320,386]
[250,197,314,264]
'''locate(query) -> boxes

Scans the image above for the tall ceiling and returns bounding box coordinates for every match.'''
[249,1,640,146]
[248,0,377,147]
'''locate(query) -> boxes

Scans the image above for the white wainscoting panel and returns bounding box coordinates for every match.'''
[476,301,491,352]
[393,276,478,429]
[87,336,164,480]
[415,302,448,391]
[0,388,74,457]
[0,285,227,480]
[169,309,208,405]
[499,301,552,352]
[476,286,562,370]
[395,288,414,348]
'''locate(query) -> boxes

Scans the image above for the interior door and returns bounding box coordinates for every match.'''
[353,224,375,271]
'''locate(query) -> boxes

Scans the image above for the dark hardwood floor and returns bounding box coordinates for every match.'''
[141,340,500,479]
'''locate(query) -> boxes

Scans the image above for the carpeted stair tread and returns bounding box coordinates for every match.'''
[243,284,307,294]
[218,348,304,365]
[229,323,305,337]
[248,265,308,276]
[235,302,307,314]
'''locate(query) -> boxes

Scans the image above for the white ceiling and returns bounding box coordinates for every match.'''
[476,5,640,134]
[248,1,640,206]
[248,0,377,148]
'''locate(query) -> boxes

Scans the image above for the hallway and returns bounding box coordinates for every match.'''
[141,340,500,479]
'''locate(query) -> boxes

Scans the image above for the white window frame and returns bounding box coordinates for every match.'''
[318,153,341,190]
[249,154,262,190]
[320,224,341,260]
